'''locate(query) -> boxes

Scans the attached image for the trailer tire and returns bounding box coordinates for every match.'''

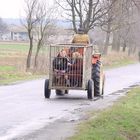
[65,90,69,94]
[55,90,64,96]
[44,79,51,98]
[87,79,94,99]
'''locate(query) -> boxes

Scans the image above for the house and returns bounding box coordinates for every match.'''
[1,25,28,41]
[1,25,74,43]
[9,25,28,41]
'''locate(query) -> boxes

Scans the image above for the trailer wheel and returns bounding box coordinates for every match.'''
[92,60,102,96]
[44,79,51,98]
[65,90,69,94]
[55,90,64,96]
[87,79,94,99]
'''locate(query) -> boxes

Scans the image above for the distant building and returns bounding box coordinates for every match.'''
[9,25,28,41]
[1,25,28,41]
[47,28,74,44]
[0,25,74,43]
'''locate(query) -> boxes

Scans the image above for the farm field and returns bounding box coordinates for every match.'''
[0,42,47,85]
[0,42,138,85]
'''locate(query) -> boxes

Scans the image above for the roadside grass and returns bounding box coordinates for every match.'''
[102,51,137,69]
[69,87,140,140]
[0,73,45,85]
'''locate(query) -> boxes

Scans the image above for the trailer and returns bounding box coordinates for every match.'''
[44,43,104,99]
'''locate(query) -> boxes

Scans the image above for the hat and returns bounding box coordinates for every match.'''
[77,28,84,34]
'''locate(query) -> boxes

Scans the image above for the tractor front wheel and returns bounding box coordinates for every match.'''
[56,90,64,96]
[87,79,94,99]
[92,60,104,96]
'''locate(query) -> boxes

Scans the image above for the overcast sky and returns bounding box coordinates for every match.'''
[0,0,54,19]
[0,0,24,18]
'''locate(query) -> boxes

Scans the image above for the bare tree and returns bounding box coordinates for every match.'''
[100,0,119,55]
[56,0,117,33]
[111,0,140,53]
[23,0,39,70]
[34,2,54,69]
[0,18,8,39]
[110,0,133,52]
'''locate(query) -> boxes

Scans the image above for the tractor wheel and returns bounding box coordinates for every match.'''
[92,60,102,96]
[65,90,69,94]
[55,90,64,96]
[101,75,105,95]
[87,79,94,99]
[44,79,51,98]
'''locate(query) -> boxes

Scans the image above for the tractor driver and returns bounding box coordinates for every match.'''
[72,28,90,44]
[71,28,90,56]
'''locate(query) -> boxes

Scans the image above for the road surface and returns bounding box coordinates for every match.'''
[0,64,140,140]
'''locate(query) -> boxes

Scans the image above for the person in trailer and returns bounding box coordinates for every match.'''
[53,49,71,86]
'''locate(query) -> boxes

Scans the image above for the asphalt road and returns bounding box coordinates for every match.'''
[0,63,140,140]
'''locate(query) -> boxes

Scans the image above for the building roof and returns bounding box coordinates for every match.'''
[9,25,27,33]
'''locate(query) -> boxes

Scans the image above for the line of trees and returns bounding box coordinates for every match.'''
[23,0,56,71]
[22,0,140,70]
[56,0,140,55]
[0,18,8,39]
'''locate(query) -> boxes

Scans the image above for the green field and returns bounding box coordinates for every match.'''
[0,73,44,85]
[0,43,29,52]
[0,66,16,71]
[0,42,48,85]
[70,87,140,140]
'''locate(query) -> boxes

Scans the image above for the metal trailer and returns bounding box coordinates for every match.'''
[44,43,94,99]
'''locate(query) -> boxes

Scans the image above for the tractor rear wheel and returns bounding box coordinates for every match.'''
[44,79,51,98]
[92,60,103,96]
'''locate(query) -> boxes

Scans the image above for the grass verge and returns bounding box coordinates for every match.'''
[102,51,138,69]
[0,73,45,85]
[0,43,29,52]
[69,87,140,140]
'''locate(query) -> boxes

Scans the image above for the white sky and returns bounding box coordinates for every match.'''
[0,0,54,19]
[0,0,25,18]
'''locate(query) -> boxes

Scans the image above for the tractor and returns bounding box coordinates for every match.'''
[44,43,105,99]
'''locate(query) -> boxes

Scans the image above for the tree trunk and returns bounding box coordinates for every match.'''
[128,45,132,56]
[122,41,127,52]
[71,0,77,33]
[103,31,110,55]
[26,38,33,70]
[112,31,120,52]
[34,40,42,69]
[103,22,111,55]
[132,45,136,54]
[34,47,40,69]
